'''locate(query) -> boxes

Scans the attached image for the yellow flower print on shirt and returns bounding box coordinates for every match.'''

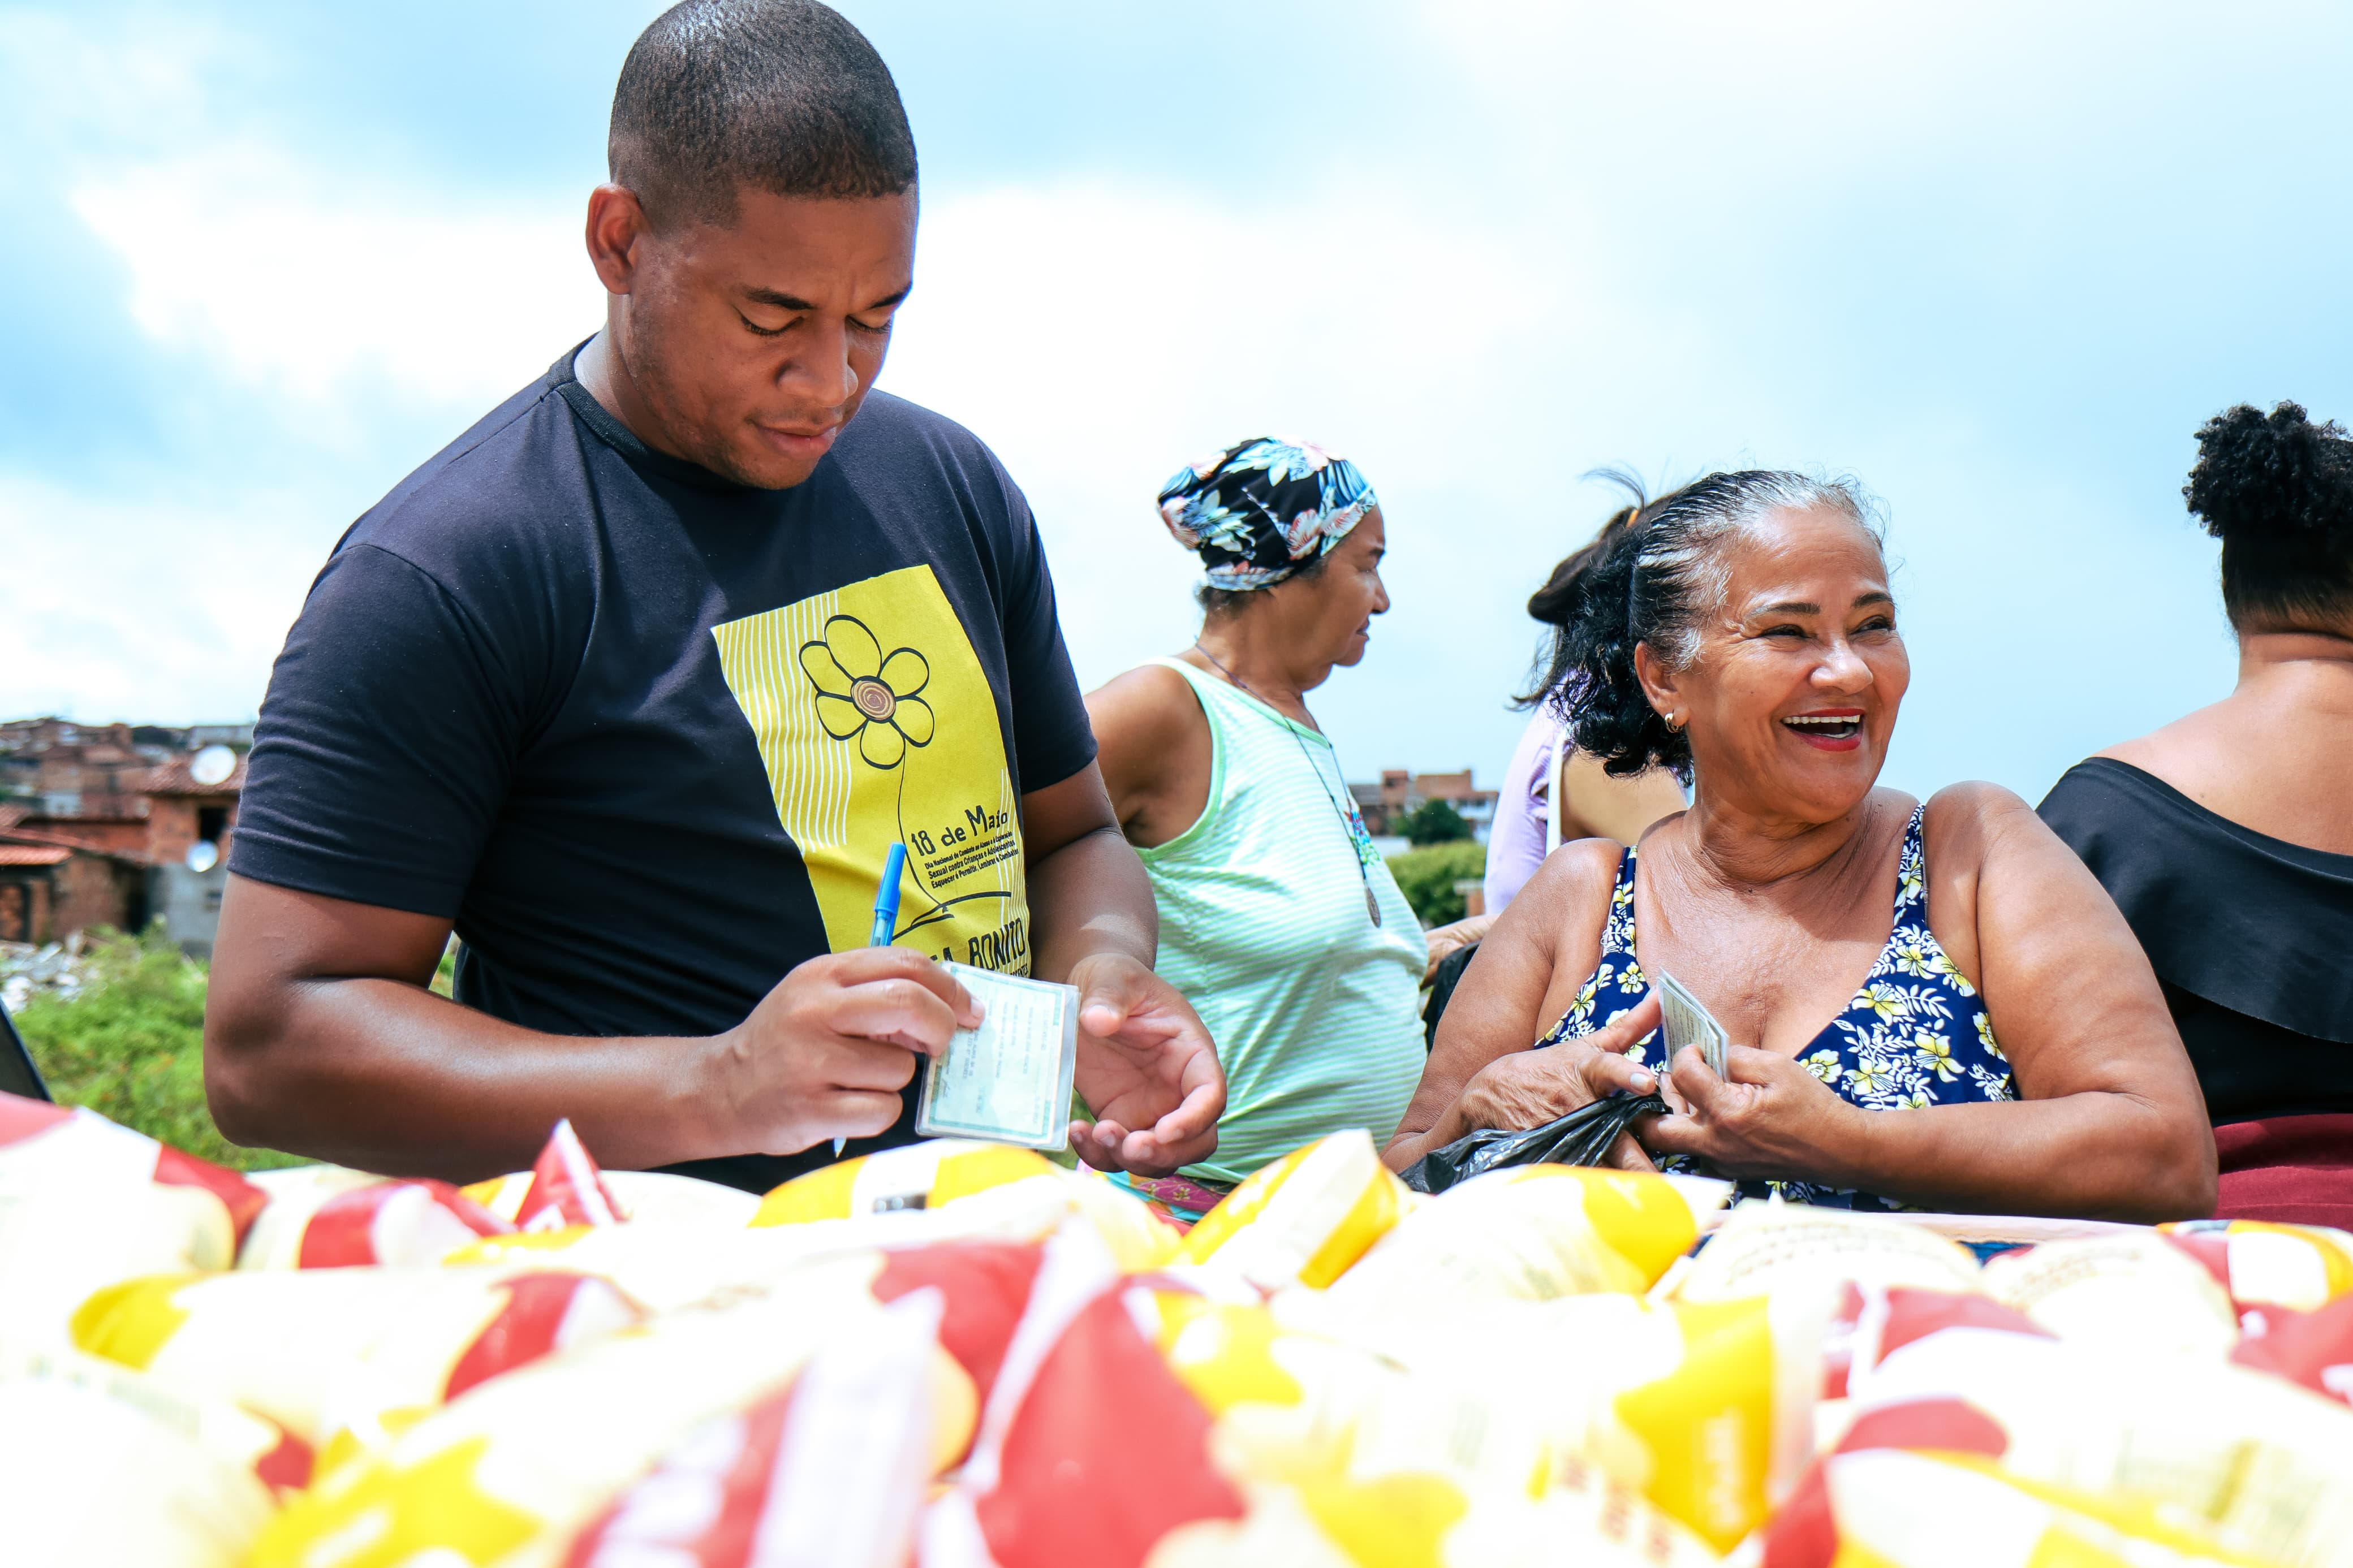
[799,614,936,770]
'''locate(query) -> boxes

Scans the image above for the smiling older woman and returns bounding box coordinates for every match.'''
[1383,471,2217,1220]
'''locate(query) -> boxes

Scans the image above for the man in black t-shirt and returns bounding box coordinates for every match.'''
[202,0,1225,1192]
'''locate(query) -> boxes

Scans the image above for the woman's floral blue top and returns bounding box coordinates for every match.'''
[1536,805,2014,1210]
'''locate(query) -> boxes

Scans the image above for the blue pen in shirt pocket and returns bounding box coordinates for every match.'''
[837,841,910,1157]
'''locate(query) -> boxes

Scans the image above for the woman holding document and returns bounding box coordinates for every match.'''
[1383,468,2215,1220]
[1087,438,1428,1216]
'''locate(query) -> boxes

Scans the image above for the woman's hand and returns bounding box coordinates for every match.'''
[1450,992,1662,1170]
[1640,1043,1868,1182]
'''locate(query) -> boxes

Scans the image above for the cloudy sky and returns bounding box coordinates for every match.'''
[4,1,2348,804]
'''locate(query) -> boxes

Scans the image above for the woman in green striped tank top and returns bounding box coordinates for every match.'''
[1088,438,1430,1214]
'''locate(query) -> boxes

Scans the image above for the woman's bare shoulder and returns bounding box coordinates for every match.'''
[1085,662,1204,749]
[1921,780,2041,862]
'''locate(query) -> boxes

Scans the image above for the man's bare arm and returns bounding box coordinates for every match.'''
[1020,763,1225,1175]
[204,875,978,1181]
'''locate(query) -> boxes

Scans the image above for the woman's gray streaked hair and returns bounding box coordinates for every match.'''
[1634,471,1880,670]
[1549,469,1884,780]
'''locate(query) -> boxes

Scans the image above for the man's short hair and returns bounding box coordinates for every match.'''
[609,0,918,229]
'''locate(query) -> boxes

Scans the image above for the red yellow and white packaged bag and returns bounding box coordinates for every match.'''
[1285,1283,1822,1552]
[1,1353,282,1568]
[1979,1233,2241,1356]
[1324,1163,1728,1316]
[1666,1203,1983,1306]
[1756,1445,2270,1568]
[237,1164,515,1270]
[1843,1302,2353,1567]
[755,1137,1180,1271]
[248,1237,1046,1568]
[69,1261,645,1459]
[924,1255,1728,1568]
[557,1290,946,1568]
[2162,1219,2353,1314]
[1113,1463,1723,1568]
[0,1091,264,1345]
[1177,1129,1409,1293]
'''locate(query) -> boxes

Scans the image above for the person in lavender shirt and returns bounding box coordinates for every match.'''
[1424,484,1686,978]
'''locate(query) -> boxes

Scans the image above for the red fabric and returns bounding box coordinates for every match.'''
[2213,1116,2353,1228]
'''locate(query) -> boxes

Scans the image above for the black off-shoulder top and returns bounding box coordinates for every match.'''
[2040,757,2353,1125]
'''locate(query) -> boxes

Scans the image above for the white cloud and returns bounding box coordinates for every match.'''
[0,474,322,723]
[70,146,604,417]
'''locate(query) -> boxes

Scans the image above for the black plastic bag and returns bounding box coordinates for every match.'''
[1421,939,1480,1051]
[1400,1091,1667,1194]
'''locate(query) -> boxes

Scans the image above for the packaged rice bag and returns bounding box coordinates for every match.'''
[1850,1311,2353,1567]
[556,1291,944,1568]
[237,1165,514,1270]
[1980,1233,2240,1356]
[1063,1463,1723,1568]
[0,1091,265,1345]
[453,1169,1085,1314]
[248,1246,1017,1568]
[599,1169,759,1227]
[1820,1281,2050,1401]
[1324,1164,1729,1317]
[756,1137,1180,1271]
[1759,1446,2268,1568]
[928,1260,1733,1568]
[1179,1130,1410,1293]
[1667,1203,1982,1306]
[1,1363,280,1568]
[2163,1219,2353,1314]
[2229,1291,2353,1409]
[1284,1285,1821,1551]
[70,1262,645,1455]
[0,1341,314,1496]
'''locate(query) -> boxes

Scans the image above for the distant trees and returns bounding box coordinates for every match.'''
[1398,798,1472,846]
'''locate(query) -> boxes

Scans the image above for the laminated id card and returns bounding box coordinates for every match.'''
[914,962,1080,1150]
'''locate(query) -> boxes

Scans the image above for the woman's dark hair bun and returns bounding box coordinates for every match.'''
[2185,401,2353,546]
[2183,401,2353,631]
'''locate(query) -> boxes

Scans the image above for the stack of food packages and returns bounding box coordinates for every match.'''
[8,1086,2353,1568]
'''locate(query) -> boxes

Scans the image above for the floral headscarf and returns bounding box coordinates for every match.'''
[1157,437,1380,591]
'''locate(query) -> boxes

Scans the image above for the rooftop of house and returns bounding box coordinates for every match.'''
[143,753,249,796]
[0,845,72,868]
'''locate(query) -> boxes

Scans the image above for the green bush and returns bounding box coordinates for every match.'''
[1397,797,1473,846]
[1385,840,1486,927]
[14,927,302,1171]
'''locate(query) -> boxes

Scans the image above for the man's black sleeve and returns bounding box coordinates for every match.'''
[231,544,528,918]
[997,489,1098,797]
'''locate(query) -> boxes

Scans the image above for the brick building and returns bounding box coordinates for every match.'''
[0,722,248,949]
[1348,767,1501,840]
[0,836,150,946]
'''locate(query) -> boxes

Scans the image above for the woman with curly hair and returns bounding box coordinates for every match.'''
[1384,470,2214,1219]
[2041,403,2353,1225]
